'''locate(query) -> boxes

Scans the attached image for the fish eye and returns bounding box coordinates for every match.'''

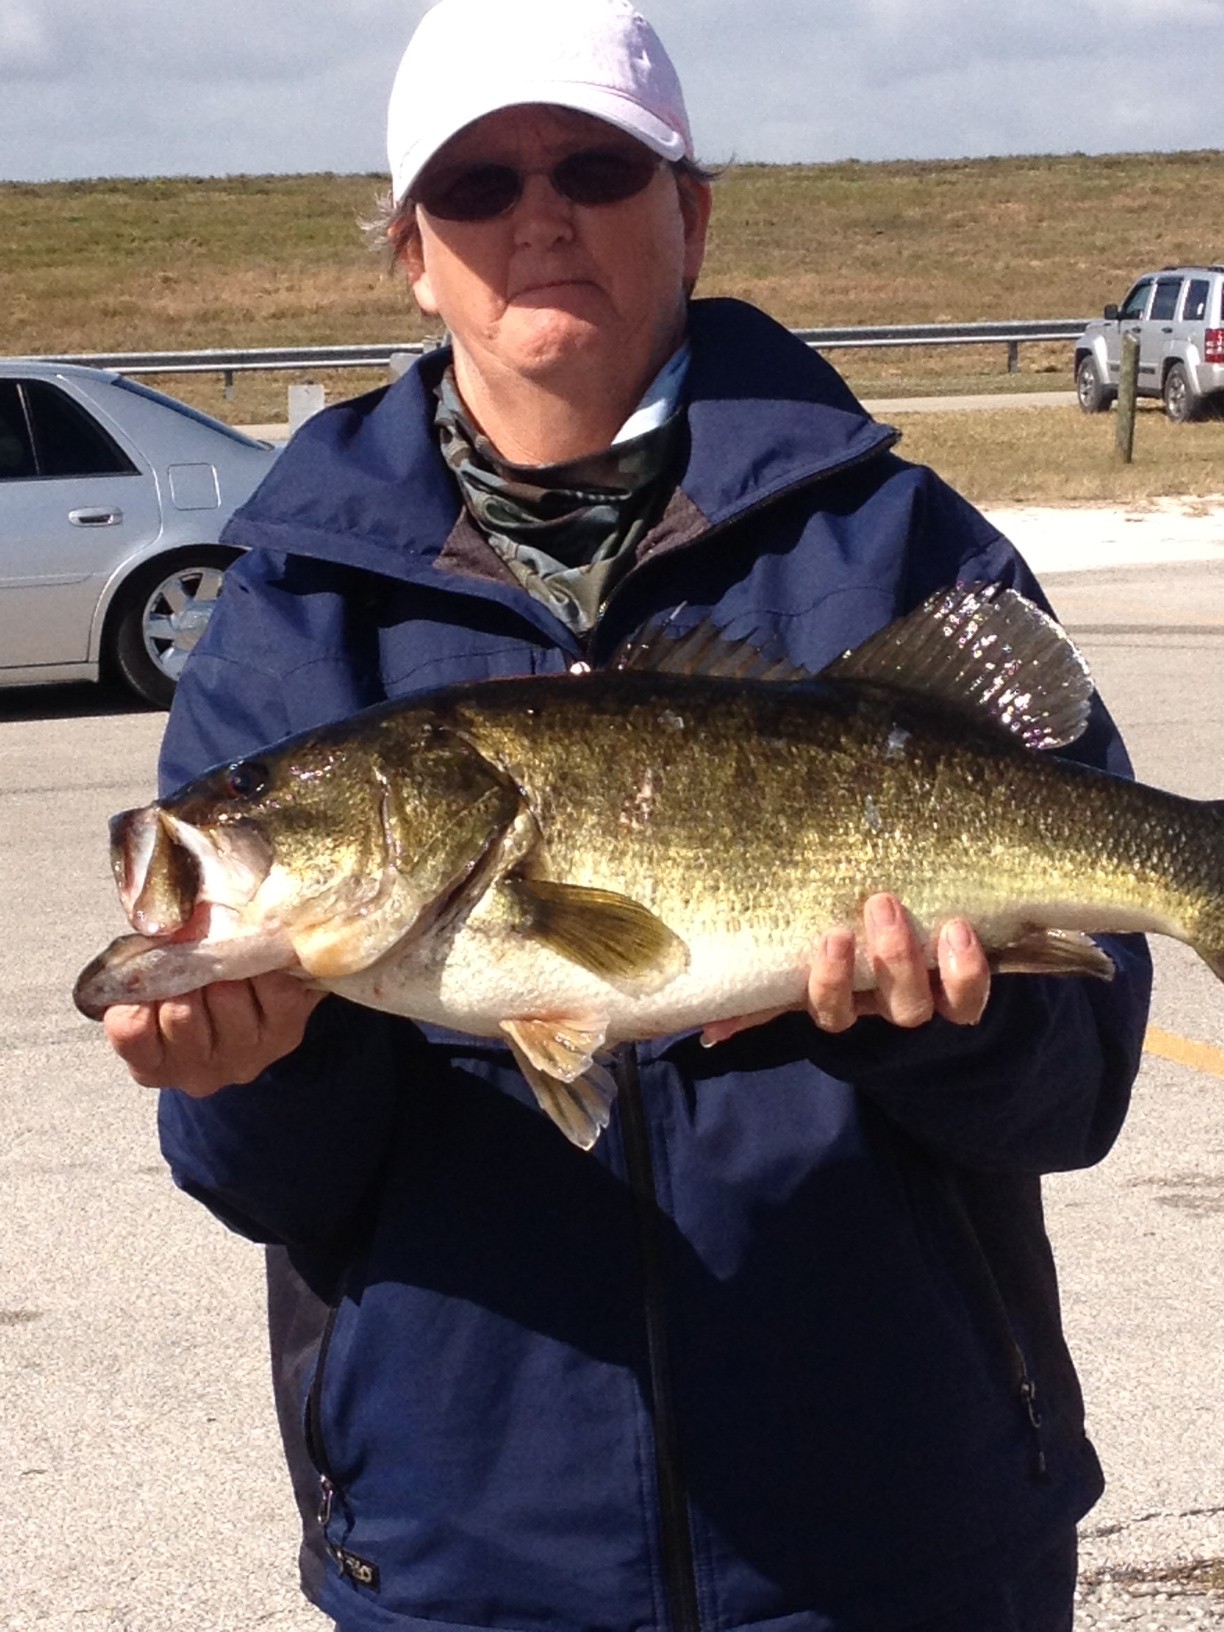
[222,760,269,801]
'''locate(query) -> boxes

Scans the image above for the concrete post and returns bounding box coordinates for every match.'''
[288,381,326,434]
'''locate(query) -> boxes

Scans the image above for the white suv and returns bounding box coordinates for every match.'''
[1074,265,1224,422]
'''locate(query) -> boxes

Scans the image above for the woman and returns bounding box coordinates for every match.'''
[104,3,1151,1629]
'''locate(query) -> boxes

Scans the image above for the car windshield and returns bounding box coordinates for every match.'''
[111,377,271,447]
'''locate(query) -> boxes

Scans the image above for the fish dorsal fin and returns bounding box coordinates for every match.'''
[823,584,1094,750]
[612,607,811,683]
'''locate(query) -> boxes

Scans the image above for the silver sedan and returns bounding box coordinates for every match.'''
[0,360,278,706]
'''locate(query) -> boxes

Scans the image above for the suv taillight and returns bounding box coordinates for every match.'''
[1206,328,1224,364]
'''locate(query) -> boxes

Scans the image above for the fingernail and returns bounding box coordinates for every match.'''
[867,895,900,930]
[943,919,973,954]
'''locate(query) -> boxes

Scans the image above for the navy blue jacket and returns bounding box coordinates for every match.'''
[157,299,1151,1632]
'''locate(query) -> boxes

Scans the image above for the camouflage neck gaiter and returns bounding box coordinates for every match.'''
[434,366,684,635]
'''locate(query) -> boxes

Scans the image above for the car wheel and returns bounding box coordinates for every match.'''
[1075,354,1110,413]
[1162,362,1200,424]
[110,548,238,708]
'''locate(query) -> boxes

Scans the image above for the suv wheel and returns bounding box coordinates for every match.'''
[1075,355,1110,413]
[110,548,238,709]
[1162,362,1200,424]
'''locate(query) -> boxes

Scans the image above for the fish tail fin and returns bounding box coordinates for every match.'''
[1187,798,1224,983]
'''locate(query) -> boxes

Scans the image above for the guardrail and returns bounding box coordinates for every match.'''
[36,319,1089,391]
[793,320,1086,369]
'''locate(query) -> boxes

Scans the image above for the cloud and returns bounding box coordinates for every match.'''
[0,0,1220,182]
[0,0,52,73]
[657,0,1223,162]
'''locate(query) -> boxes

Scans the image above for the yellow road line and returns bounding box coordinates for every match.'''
[1144,1025,1224,1079]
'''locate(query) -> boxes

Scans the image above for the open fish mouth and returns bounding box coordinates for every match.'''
[109,805,274,939]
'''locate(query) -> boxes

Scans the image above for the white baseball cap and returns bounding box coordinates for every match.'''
[386,0,694,204]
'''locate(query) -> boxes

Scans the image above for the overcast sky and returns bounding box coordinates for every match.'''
[2,0,1220,185]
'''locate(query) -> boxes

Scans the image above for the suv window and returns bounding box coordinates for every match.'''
[23,380,138,479]
[1150,278,1183,322]
[1119,280,1153,320]
[1184,279,1210,322]
[0,381,37,480]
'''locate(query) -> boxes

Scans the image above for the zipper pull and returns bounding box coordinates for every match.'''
[1019,1376,1041,1429]
[318,1473,335,1529]
[1018,1379,1049,1479]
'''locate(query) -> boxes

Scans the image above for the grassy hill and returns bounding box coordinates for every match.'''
[2,151,1221,500]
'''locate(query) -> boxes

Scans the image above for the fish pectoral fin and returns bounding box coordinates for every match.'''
[989,928,1116,980]
[507,878,689,993]
[501,1018,617,1150]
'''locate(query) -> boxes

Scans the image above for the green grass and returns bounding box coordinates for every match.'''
[0,174,427,356]
[890,403,1224,506]
[2,152,1222,497]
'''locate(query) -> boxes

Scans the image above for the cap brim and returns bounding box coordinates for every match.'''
[392,82,689,202]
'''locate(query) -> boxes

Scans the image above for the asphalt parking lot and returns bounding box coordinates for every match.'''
[1,530,1222,1631]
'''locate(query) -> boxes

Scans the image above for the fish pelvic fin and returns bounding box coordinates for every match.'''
[989,928,1116,980]
[506,878,689,993]
[500,1018,616,1150]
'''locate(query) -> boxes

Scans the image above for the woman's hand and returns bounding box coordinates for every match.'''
[102,973,328,1098]
[700,893,991,1046]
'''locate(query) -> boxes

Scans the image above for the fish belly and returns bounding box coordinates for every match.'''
[329,911,812,1043]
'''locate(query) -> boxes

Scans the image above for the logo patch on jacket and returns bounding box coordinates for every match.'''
[331,1544,380,1591]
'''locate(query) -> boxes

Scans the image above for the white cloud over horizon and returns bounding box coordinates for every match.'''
[1,0,1220,185]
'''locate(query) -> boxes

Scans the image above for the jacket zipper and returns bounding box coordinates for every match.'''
[617,1048,702,1632]
[305,1300,346,1545]
[937,1172,1050,1481]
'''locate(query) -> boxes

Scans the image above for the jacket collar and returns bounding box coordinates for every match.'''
[221,298,897,580]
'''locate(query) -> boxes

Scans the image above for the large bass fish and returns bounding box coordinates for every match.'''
[75,585,1223,1148]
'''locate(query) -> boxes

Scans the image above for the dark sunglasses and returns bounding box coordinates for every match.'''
[414,147,663,223]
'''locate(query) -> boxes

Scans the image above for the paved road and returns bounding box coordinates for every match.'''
[1,555,1221,1630]
[866,389,1080,414]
